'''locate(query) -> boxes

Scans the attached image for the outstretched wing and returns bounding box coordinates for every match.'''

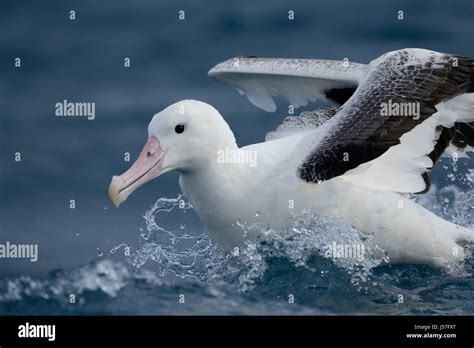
[208,57,367,112]
[297,49,474,191]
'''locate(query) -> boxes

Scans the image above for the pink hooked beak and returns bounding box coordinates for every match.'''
[108,136,166,207]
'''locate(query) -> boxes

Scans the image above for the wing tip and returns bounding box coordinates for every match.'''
[207,64,221,78]
[208,55,260,77]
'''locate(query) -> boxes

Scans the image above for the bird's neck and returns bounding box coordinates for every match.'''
[179,147,251,203]
[178,147,259,245]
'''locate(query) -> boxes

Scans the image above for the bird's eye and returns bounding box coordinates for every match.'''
[175,124,185,134]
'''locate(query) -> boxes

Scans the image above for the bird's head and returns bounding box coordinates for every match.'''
[108,99,235,207]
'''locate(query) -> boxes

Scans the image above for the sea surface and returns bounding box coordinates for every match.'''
[0,0,473,315]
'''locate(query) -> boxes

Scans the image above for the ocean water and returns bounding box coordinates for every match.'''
[0,0,473,315]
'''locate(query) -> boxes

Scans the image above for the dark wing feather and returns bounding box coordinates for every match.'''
[429,122,474,164]
[298,49,474,185]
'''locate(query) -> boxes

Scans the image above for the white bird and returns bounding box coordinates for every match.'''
[109,49,474,269]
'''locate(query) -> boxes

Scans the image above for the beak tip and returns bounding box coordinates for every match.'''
[108,176,124,208]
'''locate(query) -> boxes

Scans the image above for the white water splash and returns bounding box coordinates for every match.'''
[116,198,390,291]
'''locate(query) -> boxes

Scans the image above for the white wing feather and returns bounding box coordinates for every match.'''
[208,57,367,112]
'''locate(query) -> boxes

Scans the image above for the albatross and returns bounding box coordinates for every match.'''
[109,48,474,268]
